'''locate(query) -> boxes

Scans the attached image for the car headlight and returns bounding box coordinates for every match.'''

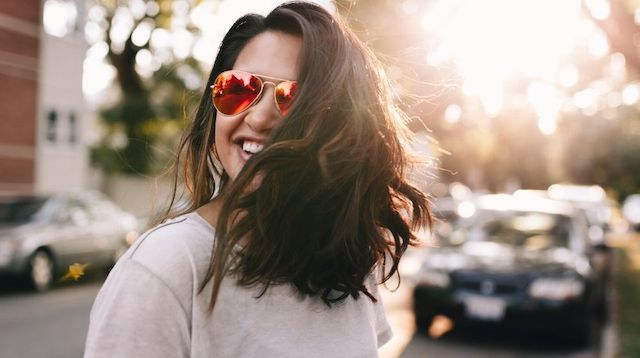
[0,240,21,266]
[415,269,450,288]
[528,277,585,300]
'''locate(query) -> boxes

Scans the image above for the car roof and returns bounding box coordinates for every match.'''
[547,184,607,204]
[475,194,577,216]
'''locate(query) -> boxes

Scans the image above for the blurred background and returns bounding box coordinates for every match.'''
[1,0,640,357]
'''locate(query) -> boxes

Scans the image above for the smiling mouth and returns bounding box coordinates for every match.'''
[242,140,264,155]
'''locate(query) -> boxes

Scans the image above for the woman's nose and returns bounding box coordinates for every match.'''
[244,86,280,133]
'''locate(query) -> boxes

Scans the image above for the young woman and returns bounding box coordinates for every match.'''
[85,2,431,357]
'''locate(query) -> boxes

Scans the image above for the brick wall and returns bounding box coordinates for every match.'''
[0,1,40,193]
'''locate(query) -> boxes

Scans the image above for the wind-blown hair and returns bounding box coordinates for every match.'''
[164,1,432,310]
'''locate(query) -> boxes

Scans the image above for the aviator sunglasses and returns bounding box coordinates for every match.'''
[211,70,298,116]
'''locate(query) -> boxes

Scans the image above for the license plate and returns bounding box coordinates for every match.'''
[464,295,506,321]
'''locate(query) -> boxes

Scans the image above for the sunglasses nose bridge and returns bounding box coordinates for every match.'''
[245,81,280,125]
[257,81,280,107]
[261,81,278,90]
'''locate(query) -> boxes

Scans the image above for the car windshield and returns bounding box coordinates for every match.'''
[0,197,49,224]
[445,210,572,249]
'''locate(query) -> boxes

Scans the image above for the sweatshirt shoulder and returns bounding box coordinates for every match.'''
[119,213,215,291]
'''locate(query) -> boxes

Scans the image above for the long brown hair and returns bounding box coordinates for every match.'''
[163,1,432,310]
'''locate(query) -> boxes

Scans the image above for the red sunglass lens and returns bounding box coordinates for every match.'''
[275,81,297,115]
[212,72,261,115]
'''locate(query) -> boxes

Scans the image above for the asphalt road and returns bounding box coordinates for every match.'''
[0,274,603,358]
[0,281,101,358]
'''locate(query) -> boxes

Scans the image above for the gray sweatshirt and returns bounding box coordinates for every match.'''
[84,212,392,357]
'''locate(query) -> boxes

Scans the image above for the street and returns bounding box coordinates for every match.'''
[379,281,601,358]
[0,273,603,358]
[0,281,100,358]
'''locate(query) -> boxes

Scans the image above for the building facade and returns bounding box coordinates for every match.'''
[0,2,41,194]
[0,0,87,195]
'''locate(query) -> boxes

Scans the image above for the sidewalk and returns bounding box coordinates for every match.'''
[379,277,415,358]
[610,232,640,358]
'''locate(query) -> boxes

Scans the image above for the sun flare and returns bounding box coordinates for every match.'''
[422,0,611,133]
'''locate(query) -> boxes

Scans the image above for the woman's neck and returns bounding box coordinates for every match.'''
[196,196,223,229]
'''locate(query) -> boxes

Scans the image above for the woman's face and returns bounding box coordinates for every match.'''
[214,30,302,181]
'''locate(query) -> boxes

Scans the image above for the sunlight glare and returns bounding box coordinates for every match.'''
[146,1,160,17]
[131,19,154,47]
[558,65,579,88]
[585,0,611,20]
[172,29,194,60]
[573,88,599,115]
[43,0,78,38]
[185,0,335,66]
[444,104,462,124]
[439,0,581,75]
[607,92,622,108]
[129,0,147,20]
[193,35,221,65]
[608,52,627,81]
[109,7,134,53]
[150,28,171,50]
[622,84,640,105]
[83,50,116,99]
[426,0,581,119]
[135,49,158,78]
[402,0,418,15]
[588,30,610,58]
[527,83,563,135]
[457,201,476,218]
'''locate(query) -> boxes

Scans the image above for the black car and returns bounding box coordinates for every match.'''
[413,194,608,344]
[0,191,139,291]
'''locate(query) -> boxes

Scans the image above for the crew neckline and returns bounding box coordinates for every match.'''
[188,211,216,233]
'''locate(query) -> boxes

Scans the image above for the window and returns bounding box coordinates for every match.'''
[69,111,77,143]
[46,110,57,142]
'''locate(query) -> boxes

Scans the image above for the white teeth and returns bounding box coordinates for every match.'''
[242,141,264,154]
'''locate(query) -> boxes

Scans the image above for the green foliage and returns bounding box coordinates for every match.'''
[616,236,640,357]
[338,0,640,199]
[559,115,640,201]
[92,59,201,175]
[90,1,205,176]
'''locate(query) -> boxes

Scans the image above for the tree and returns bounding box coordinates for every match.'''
[89,0,205,175]
[336,0,640,199]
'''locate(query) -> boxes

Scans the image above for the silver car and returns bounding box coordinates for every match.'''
[0,191,139,291]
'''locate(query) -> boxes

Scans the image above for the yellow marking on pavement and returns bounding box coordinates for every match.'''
[58,263,89,282]
[428,315,454,338]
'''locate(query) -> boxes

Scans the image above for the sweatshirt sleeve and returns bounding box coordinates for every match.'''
[84,259,191,358]
[374,286,393,347]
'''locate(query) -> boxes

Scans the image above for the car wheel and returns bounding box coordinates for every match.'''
[28,250,54,292]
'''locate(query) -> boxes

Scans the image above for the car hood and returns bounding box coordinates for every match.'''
[424,241,584,275]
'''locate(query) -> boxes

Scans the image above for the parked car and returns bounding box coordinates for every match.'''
[623,194,640,231]
[413,194,608,344]
[0,191,139,291]
[547,184,613,246]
